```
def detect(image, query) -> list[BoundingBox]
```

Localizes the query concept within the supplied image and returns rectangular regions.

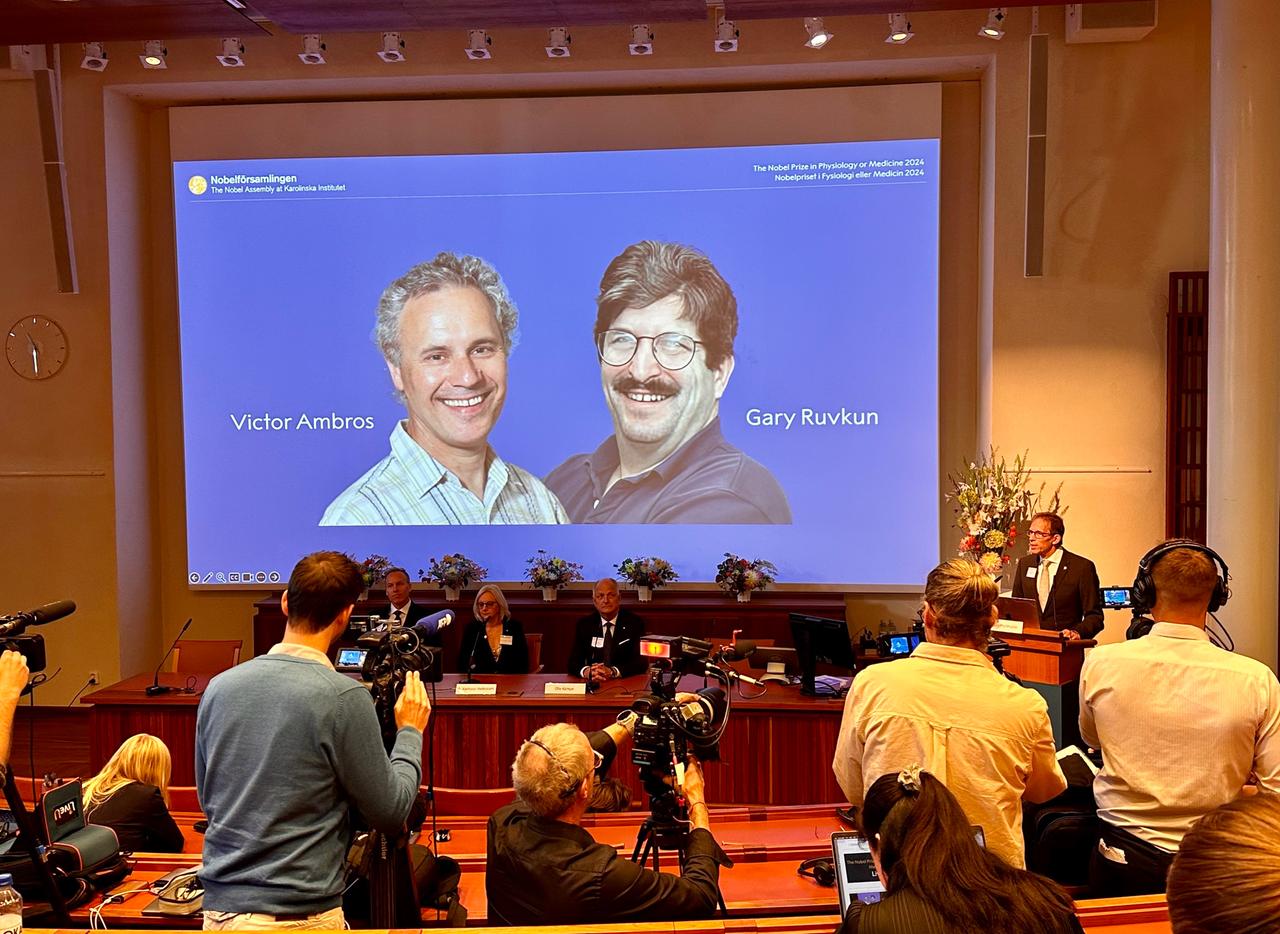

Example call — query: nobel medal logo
[188,175,208,195]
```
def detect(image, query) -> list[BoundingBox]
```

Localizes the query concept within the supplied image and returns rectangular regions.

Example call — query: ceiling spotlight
[886,12,914,44]
[803,17,833,49]
[298,34,326,65]
[628,24,654,56]
[545,26,571,58]
[465,29,492,60]
[80,41,108,71]
[377,32,405,63]
[978,8,1007,40]
[713,10,739,53]
[140,39,167,69]
[216,37,245,67]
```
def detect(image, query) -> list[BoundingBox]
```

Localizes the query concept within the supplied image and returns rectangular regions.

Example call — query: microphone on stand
[584,625,600,694]
[463,623,481,685]
[146,618,193,696]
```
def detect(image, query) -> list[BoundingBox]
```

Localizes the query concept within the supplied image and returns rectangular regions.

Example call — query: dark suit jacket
[1011,548,1104,639]
[84,781,185,854]
[486,805,721,925]
[457,618,529,674]
[565,609,646,677]
[379,600,442,646]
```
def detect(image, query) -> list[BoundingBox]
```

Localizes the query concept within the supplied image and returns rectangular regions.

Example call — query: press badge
[500,634,514,646]
[591,636,605,649]
[1026,567,1038,578]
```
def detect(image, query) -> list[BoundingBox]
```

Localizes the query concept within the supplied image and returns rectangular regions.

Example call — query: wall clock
[6,315,68,381]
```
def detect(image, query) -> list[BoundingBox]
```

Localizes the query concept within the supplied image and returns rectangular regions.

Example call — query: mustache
[611,375,679,396]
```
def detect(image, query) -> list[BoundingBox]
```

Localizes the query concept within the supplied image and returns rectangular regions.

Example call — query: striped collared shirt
[321,422,568,526]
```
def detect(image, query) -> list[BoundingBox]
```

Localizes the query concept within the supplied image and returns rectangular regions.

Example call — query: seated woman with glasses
[82,733,186,853]
[457,583,530,675]
[840,766,1084,934]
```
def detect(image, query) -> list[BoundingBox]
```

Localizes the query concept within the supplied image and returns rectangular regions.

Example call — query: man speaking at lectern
[1011,512,1103,640]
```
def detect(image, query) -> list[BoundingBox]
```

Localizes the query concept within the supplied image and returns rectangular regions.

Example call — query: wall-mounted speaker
[1024,33,1048,278]
[1066,2,1158,44]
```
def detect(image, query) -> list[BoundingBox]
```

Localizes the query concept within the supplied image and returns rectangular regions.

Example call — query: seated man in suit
[487,717,725,924]
[1011,512,1104,639]
[566,578,646,679]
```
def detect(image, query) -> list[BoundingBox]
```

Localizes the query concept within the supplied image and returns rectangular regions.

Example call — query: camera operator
[0,650,29,777]
[195,551,431,930]
[486,714,723,924]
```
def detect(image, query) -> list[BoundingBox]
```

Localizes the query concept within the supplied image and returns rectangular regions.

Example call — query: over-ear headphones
[797,857,835,887]
[1131,539,1231,615]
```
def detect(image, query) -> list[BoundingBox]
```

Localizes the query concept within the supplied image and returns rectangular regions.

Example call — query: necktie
[602,621,615,665]
[1037,558,1052,610]
[392,608,403,626]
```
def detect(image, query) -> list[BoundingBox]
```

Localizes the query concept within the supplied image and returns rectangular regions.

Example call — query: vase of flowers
[614,557,678,602]
[525,550,584,602]
[947,447,1061,585]
[419,554,487,602]
[357,554,392,600]
[715,553,779,602]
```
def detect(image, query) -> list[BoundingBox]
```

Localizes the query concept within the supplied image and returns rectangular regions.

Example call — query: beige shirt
[1079,621,1280,851]
[832,642,1066,868]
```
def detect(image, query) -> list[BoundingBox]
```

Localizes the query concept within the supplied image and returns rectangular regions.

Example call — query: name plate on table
[544,682,588,696]
[455,683,498,696]
[992,618,1025,635]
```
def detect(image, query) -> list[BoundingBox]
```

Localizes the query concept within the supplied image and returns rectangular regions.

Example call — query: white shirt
[1079,621,1280,851]
[833,642,1066,868]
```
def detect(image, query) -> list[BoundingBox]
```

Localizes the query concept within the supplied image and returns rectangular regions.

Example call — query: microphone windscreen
[416,610,453,634]
[29,601,76,626]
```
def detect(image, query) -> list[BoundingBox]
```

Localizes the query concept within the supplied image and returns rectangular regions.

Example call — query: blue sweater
[195,651,423,914]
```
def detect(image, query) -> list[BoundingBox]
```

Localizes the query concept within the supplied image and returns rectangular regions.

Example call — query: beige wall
[0,2,1214,702]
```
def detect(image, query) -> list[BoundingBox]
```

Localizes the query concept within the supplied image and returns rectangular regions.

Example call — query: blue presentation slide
[172,138,940,586]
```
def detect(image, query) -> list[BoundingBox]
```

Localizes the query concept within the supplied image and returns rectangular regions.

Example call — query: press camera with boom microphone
[0,600,71,677]
[358,610,450,748]
[627,636,738,872]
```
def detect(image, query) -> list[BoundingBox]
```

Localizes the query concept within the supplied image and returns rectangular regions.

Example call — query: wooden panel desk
[81,674,211,784]
[82,671,846,803]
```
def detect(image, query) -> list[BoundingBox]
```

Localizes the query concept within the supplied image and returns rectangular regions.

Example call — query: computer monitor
[789,613,857,695]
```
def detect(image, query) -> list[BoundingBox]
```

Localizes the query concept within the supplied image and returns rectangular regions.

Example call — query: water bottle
[0,872,23,934]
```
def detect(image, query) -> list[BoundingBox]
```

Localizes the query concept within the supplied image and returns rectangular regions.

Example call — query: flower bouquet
[419,553,487,601]
[614,556,679,602]
[357,554,393,594]
[525,550,584,602]
[715,553,779,602]
[947,447,1061,583]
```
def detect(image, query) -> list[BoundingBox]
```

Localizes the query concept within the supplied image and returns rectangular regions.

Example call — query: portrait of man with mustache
[545,240,791,524]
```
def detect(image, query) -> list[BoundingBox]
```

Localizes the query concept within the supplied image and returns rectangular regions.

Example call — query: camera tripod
[629,792,727,914]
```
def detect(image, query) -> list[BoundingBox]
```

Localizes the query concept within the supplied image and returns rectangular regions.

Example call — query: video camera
[0,601,72,676]
[357,610,450,748]
[626,636,733,850]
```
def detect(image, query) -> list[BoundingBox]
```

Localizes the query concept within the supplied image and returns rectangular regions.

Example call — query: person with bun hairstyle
[833,558,1066,868]
[839,767,1084,933]
[82,733,185,853]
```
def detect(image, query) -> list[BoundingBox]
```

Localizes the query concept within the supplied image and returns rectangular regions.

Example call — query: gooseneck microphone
[0,600,77,638]
[146,618,193,696]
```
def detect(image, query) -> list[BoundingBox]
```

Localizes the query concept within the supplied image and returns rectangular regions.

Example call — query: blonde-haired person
[456,584,529,675]
[833,558,1066,869]
[83,733,184,853]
